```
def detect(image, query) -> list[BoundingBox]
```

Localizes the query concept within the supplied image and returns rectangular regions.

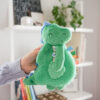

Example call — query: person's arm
[0,46,42,86]
[0,59,26,85]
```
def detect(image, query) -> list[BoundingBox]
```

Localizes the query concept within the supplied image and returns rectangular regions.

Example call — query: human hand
[21,45,42,74]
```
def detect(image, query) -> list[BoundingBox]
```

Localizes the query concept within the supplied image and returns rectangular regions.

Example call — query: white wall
[83,0,99,100]
[0,0,8,28]
[98,0,100,100]
[0,0,11,100]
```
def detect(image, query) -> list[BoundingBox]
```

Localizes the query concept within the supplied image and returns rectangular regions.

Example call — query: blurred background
[0,0,99,100]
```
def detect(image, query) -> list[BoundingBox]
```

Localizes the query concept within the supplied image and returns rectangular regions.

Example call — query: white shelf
[58,91,93,100]
[7,25,93,33]
[12,25,41,31]
[76,62,93,68]
[68,27,93,33]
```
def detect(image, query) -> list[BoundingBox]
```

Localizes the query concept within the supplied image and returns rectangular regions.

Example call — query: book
[20,79,27,100]
[30,86,37,100]
[15,81,23,100]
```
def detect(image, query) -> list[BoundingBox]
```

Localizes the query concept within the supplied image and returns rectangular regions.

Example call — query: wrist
[20,58,29,74]
[20,58,37,74]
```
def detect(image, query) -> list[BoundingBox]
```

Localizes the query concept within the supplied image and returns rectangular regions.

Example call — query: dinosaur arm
[48,45,65,79]
[52,45,65,71]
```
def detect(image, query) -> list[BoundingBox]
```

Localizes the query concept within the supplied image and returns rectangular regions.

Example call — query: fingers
[32,45,43,56]
[35,45,43,50]
[28,65,37,73]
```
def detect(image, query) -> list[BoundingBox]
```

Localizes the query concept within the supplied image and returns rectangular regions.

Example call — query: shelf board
[8,25,93,33]
[12,25,41,31]
[58,91,93,100]
[76,62,93,68]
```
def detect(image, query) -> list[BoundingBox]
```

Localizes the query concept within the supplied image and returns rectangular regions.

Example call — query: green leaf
[71,0,76,8]
[67,5,72,8]
[49,20,57,24]
[51,0,84,29]
[52,6,59,17]
[70,22,77,30]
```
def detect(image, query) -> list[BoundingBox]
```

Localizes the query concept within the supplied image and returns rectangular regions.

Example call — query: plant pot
[21,16,33,26]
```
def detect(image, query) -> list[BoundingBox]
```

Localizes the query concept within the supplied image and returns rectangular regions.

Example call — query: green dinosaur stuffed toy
[23,22,76,90]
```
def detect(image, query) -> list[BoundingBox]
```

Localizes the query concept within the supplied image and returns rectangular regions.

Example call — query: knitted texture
[24,22,76,90]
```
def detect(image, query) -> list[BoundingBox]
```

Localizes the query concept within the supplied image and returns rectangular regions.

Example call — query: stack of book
[15,79,67,100]
[15,78,37,100]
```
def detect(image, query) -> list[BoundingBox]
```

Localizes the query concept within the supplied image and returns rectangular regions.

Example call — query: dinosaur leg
[23,78,36,85]
[57,85,64,90]
[46,85,55,90]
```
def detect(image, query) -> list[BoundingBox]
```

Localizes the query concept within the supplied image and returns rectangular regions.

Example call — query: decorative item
[50,0,84,29]
[13,0,42,25]
[23,22,76,90]
[21,10,33,25]
[37,91,67,100]
[31,12,44,26]
[21,16,33,25]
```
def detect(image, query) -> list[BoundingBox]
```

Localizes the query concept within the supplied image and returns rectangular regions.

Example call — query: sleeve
[0,59,26,86]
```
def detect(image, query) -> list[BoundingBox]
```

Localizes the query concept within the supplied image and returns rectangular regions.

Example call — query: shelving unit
[0,24,93,100]
[7,26,93,100]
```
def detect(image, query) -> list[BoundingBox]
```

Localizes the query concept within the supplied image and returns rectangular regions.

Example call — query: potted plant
[50,0,84,30]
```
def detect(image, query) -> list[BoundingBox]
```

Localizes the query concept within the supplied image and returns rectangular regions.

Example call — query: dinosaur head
[41,22,72,45]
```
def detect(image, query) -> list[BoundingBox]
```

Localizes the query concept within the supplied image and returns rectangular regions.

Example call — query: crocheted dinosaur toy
[23,22,76,90]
